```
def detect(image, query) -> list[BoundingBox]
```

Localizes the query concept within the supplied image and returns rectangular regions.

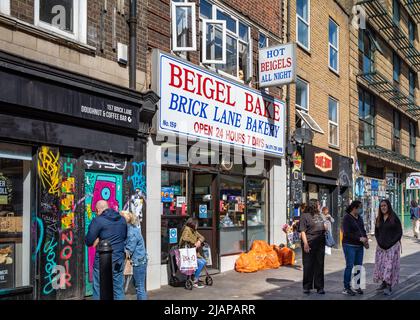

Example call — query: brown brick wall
[11,0,33,24]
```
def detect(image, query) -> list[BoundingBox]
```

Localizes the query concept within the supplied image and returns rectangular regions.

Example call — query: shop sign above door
[314,152,333,173]
[304,144,339,179]
[406,173,420,189]
[259,43,297,88]
[153,50,286,157]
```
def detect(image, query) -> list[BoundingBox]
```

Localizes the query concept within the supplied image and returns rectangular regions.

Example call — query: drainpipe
[128,0,137,90]
[286,0,292,222]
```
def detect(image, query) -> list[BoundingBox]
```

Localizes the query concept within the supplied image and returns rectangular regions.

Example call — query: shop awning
[400,0,420,24]
[358,145,420,171]
[357,0,420,72]
[357,71,420,120]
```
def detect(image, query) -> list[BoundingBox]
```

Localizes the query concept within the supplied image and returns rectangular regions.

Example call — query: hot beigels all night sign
[153,51,286,157]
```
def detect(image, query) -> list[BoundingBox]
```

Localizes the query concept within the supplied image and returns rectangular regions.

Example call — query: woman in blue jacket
[121,211,148,300]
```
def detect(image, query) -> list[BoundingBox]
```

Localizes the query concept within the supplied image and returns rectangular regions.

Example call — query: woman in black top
[299,199,327,295]
[373,199,403,296]
[341,200,369,296]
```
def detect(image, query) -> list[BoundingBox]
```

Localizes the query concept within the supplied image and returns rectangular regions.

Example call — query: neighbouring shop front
[291,144,352,246]
[0,51,158,299]
[151,50,287,285]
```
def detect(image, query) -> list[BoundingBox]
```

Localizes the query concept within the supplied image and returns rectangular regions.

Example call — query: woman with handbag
[299,199,328,295]
[373,199,403,296]
[321,206,335,255]
[409,200,420,238]
[341,200,368,296]
[121,211,148,300]
[179,217,206,289]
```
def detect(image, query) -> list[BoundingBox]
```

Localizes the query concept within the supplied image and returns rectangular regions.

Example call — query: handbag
[325,230,335,247]
[123,257,133,276]
[179,247,198,271]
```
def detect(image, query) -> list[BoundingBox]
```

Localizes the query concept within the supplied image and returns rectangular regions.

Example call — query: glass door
[245,178,268,250]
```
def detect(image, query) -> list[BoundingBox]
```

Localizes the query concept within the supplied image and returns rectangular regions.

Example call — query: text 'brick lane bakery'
[149,50,288,285]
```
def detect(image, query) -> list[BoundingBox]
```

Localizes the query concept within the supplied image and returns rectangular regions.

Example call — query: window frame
[358,88,376,146]
[171,1,197,52]
[409,18,416,45]
[393,0,400,26]
[202,19,227,65]
[410,121,417,160]
[0,0,10,15]
[296,0,310,51]
[295,77,309,111]
[328,97,339,147]
[328,18,339,74]
[393,52,401,83]
[409,70,416,98]
[34,0,87,43]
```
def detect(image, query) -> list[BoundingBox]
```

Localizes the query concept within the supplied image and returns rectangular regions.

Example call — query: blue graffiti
[35,217,44,256]
[128,162,146,194]
[42,237,58,295]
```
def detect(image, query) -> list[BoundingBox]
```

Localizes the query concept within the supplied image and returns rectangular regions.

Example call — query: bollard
[98,240,113,300]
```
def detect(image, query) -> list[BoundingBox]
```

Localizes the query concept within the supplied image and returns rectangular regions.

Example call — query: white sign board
[154,51,286,157]
[406,173,420,189]
[259,43,296,88]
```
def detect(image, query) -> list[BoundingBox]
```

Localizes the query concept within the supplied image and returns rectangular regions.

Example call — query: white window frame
[34,0,87,43]
[328,97,339,147]
[296,109,324,134]
[296,0,310,51]
[328,18,339,74]
[0,0,10,15]
[295,77,309,111]
[171,1,197,52]
[202,19,227,65]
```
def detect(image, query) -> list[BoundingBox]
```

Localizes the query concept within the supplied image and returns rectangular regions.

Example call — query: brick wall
[289,0,351,157]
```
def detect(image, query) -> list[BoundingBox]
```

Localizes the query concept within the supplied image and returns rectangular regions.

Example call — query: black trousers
[302,240,325,290]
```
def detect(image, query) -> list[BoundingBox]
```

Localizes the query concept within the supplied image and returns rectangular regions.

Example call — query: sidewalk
[128,236,420,300]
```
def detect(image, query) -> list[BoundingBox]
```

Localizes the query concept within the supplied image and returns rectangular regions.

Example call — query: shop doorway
[191,171,219,270]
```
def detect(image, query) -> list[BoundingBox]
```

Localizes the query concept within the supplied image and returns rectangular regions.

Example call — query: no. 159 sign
[259,43,297,88]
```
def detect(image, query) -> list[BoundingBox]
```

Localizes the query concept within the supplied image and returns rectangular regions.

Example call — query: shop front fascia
[0,51,158,300]
[148,50,287,289]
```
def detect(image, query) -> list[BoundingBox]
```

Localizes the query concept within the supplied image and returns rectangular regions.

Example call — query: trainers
[317,289,325,294]
[342,288,356,296]
[376,282,387,291]
[383,286,392,296]
[355,288,364,295]
[193,281,205,289]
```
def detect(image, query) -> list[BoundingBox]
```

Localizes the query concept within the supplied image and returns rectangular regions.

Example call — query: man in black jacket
[85,200,127,300]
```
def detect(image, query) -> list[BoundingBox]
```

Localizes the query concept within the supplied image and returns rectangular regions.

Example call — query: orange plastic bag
[235,240,280,272]
[279,247,296,266]
[235,252,259,273]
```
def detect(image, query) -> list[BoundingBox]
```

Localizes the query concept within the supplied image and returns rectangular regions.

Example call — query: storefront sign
[154,51,286,157]
[406,173,420,189]
[259,43,296,87]
[304,144,339,179]
[0,243,14,289]
[169,228,178,244]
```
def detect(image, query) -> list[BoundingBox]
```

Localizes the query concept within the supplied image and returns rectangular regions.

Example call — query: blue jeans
[194,258,206,281]
[133,263,147,300]
[343,244,364,289]
[92,258,125,300]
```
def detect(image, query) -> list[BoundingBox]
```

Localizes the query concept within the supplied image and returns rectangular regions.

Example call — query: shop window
[171,1,197,52]
[393,110,401,154]
[328,18,339,73]
[0,1,10,15]
[328,97,339,147]
[246,178,268,250]
[34,0,87,43]
[410,121,416,160]
[200,1,252,81]
[161,168,188,264]
[297,0,310,50]
[358,88,375,146]
[0,143,32,291]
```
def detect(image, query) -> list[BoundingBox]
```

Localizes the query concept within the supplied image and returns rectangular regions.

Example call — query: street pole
[286,0,292,222]
[98,240,114,300]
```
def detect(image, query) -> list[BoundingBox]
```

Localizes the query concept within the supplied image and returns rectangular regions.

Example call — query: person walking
[179,217,207,288]
[85,200,127,300]
[373,199,403,296]
[299,199,327,295]
[410,200,420,238]
[121,211,148,300]
[341,200,369,296]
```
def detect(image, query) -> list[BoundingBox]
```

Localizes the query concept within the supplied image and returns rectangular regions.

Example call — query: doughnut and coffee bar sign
[303,145,339,179]
[153,51,286,157]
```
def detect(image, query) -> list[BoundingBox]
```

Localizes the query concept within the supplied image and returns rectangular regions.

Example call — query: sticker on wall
[161,187,174,203]
[169,228,178,244]
[199,204,208,219]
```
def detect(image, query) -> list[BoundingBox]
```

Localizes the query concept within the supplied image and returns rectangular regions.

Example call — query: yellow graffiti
[61,177,75,194]
[61,194,74,211]
[61,213,75,230]
[38,146,61,196]
[87,204,93,220]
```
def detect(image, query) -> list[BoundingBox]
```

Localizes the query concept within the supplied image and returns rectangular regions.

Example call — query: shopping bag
[202,244,212,266]
[179,247,198,271]
[124,258,133,276]
[325,246,332,256]
[325,230,335,248]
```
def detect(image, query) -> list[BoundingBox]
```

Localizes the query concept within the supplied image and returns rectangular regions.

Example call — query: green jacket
[179,226,205,258]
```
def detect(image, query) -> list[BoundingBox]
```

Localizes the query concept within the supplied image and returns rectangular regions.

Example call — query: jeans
[302,239,325,290]
[343,244,364,289]
[92,257,125,300]
[133,263,147,300]
[194,258,207,281]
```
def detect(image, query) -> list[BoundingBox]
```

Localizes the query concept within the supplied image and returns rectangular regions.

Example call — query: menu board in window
[0,242,15,289]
